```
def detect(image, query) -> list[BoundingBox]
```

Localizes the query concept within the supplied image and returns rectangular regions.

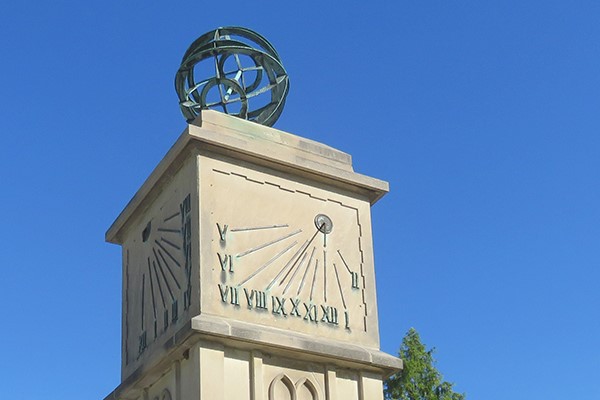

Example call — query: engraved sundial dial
[124,192,192,362]
[216,210,362,322]
[202,155,372,336]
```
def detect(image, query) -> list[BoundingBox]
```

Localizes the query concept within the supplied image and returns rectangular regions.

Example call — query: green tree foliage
[385,328,465,400]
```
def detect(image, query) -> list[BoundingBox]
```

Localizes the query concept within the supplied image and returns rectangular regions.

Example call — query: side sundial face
[202,155,374,341]
[124,193,192,363]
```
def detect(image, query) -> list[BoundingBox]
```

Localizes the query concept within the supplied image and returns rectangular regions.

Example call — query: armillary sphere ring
[175,26,289,127]
[190,77,249,120]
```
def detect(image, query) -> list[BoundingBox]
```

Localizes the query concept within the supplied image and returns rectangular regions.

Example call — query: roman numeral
[351,272,360,289]
[216,223,228,242]
[272,296,287,316]
[217,253,234,272]
[320,305,338,325]
[218,284,239,306]
[183,287,191,310]
[345,310,350,330]
[244,288,268,309]
[138,331,147,355]
[304,303,318,322]
[171,300,178,323]
[290,298,301,317]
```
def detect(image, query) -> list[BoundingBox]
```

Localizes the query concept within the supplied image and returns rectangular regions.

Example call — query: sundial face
[200,153,377,345]
[123,190,193,365]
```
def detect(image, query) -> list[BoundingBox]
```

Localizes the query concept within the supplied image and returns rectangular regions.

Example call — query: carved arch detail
[151,388,172,400]
[161,389,172,400]
[295,377,320,400]
[268,374,321,400]
[269,374,296,400]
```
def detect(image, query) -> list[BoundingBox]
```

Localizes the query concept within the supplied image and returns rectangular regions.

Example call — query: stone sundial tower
[104,27,401,400]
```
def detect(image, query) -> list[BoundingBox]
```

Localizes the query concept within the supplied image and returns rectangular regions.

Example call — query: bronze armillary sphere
[175,26,289,127]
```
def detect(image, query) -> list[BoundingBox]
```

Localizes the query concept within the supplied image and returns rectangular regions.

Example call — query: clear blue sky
[1,1,598,399]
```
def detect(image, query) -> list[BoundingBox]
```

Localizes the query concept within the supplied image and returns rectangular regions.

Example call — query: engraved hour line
[155,248,181,289]
[333,262,347,309]
[153,251,175,300]
[269,225,322,291]
[279,242,309,287]
[238,241,298,286]
[297,247,316,296]
[277,238,311,288]
[279,227,319,286]
[323,249,327,303]
[161,237,181,250]
[147,258,157,321]
[157,228,180,233]
[141,273,145,329]
[163,211,180,223]
[337,250,353,275]
[266,239,308,291]
[151,259,167,308]
[230,224,289,232]
[310,259,319,302]
[236,229,301,258]
[282,250,310,295]
[155,240,181,267]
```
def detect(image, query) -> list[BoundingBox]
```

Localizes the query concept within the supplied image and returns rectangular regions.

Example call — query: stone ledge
[104,315,402,400]
[191,313,403,373]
